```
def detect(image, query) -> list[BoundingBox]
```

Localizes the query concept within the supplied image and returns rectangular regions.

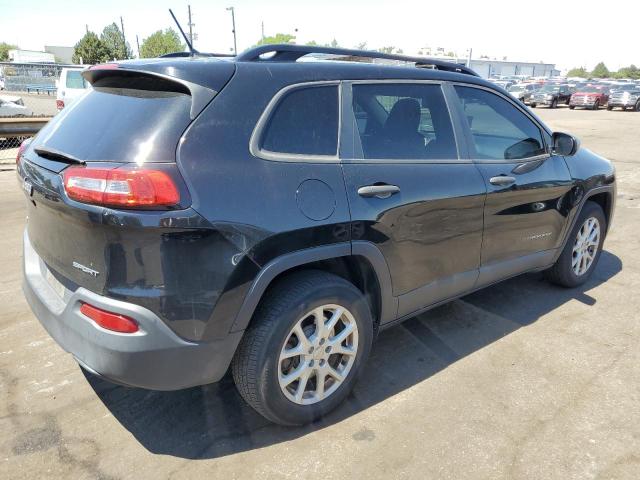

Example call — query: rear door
[450,84,573,285]
[341,81,487,320]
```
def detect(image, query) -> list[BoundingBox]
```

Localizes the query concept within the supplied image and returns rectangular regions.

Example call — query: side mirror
[552,132,580,156]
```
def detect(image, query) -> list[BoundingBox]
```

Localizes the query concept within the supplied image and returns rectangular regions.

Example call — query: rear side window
[65,70,87,89]
[454,86,546,161]
[351,83,457,160]
[261,85,339,156]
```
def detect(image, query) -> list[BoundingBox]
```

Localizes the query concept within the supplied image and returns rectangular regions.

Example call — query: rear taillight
[63,166,180,208]
[56,100,64,110]
[80,303,139,333]
[16,138,32,165]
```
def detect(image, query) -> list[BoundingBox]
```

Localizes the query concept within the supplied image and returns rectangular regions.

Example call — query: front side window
[261,85,338,156]
[454,86,546,161]
[351,83,457,160]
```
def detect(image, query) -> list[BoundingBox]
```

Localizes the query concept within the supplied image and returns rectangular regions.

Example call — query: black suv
[530,83,574,108]
[19,45,616,425]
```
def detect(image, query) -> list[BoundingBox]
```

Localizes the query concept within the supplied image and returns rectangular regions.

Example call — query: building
[8,49,55,63]
[45,46,75,64]
[468,59,558,78]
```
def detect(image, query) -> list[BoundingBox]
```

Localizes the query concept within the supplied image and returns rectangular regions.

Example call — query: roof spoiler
[82,65,217,119]
[235,44,479,76]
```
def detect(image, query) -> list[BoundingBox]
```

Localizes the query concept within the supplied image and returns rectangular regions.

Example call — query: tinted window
[65,70,87,89]
[261,85,338,156]
[352,83,457,160]
[32,87,192,162]
[455,86,546,161]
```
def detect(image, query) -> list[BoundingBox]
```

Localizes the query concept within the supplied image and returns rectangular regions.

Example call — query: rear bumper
[22,230,242,390]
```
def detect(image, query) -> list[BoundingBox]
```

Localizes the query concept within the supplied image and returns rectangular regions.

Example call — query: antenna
[169,8,198,56]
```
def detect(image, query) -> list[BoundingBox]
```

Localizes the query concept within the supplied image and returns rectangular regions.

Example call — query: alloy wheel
[278,304,359,405]
[572,217,601,276]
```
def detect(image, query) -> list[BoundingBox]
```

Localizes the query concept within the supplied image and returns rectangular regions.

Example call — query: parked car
[0,76,5,90]
[530,84,573,108]
[607,84,640,111]
[18,45,616,426]
[0,95,33,116]
[507,83,539,103]
[56,67,90,111]
[569,85,609,110]
[492,79,513,90]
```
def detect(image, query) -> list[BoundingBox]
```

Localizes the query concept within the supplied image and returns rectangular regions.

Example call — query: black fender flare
[229,241,397,332]
[553,185,615,263]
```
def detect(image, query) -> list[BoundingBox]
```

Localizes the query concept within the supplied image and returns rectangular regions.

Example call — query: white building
[8,49,55,64]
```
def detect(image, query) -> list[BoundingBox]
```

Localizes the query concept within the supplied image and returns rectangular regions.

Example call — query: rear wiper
[34,146,85,165]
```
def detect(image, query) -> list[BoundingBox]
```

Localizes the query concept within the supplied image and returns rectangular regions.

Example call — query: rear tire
[569,105,575,110]
[551,98,558,109]
[593,100,600,110]
[635,100,640,112]
[606,105,613,111]
[232,270,374,425]
[530,103,537,108]
[545,201,606,288]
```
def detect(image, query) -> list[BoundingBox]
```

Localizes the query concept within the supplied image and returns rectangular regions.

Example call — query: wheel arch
[229,242,397,333]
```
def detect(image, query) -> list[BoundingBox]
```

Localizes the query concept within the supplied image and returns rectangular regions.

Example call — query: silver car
[507,83,540,104]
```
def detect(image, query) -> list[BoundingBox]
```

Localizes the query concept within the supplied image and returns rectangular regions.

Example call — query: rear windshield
[34,86,192,162]
[65,70,87,89]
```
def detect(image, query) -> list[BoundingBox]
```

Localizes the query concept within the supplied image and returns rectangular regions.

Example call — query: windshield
[579,86,602,93]
[540,85,560,92]
[613,85,635,91]
[65,70,87,89]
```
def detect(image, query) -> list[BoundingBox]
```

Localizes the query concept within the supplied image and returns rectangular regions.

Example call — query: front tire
[551,98,558,109]
[232,270,374,425]
[593,100,600,110]
[545,201,606,287]
[530,103,537,108]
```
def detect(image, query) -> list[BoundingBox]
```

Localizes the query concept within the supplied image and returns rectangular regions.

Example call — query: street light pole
[227,6,237,55]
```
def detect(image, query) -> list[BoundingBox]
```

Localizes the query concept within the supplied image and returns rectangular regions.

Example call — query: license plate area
[45,266,67,299]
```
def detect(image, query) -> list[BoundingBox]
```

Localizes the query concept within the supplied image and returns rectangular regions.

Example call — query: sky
[1,0,638,72]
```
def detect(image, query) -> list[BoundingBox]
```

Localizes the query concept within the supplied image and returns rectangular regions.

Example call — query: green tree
[72,32,110,64]
[101,22,132,60]
[305,40,319,46]
[378,46,403,54]
[327,38,340,48]
[567,67,588,77]
[140,29,184,58]
[0,42,18,61]
[591,62,610,78]
[355,41,368,50]
[615,65,640,79]
[256,33,296,46]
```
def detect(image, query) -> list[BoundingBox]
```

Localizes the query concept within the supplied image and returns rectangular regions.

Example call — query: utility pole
[85,24,89,34]
[226,7,237,55]
[187,5,194,49]
[466,47,472,68]
[136,35,140,58]
[120,16,128,59]
[261,21,265,42]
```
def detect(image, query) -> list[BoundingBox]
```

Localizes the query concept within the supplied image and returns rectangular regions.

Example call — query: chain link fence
[0,136,31,164]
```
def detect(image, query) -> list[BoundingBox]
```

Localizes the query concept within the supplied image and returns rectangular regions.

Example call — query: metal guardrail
[0,117,51,163]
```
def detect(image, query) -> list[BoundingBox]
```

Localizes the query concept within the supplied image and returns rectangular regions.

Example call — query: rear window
[34,86,192,162]
[65,70,87,89]
[260,85,339,156]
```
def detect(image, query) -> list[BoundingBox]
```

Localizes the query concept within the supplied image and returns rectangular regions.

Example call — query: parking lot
[0,106,638,479]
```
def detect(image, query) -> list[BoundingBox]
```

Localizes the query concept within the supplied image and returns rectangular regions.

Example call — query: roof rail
[160,51,235,58]
[235,44,478,76]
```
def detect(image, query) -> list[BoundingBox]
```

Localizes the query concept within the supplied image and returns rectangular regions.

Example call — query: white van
[56,68,90,111]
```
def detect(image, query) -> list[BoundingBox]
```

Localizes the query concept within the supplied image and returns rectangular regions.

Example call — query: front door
[451,85,574,285]
[341,82,487,320]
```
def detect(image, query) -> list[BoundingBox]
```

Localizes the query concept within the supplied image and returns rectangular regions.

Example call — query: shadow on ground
[86,251,622,460]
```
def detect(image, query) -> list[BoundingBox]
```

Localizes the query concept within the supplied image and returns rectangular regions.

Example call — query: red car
[569,85,609,110]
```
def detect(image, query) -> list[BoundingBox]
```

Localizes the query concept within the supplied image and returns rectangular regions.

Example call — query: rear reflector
[63,166,180,208]
[80,303,139,333]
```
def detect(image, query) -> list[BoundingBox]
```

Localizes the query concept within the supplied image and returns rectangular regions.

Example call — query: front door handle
[357,184,400,199]
[489,175,516,187]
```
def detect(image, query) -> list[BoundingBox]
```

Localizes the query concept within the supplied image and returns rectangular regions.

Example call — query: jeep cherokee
[18,45,616,425]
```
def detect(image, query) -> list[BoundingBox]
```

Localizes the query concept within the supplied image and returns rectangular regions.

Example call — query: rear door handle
[357,184,400,199]
[489,175,516,186]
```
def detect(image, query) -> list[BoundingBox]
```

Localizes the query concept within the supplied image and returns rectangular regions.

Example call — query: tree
[355,42,368,50]
[256,33,296,46]
[567,67,588,78]
[140,29,184,58]
[591,62,610,78]
[378,46,403,54]
[101,22,132,60]
[305,40,319,46]
[0,42,18,61]
[72,32,110,64]
[615,65,640,79]
[327,38,340,48]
